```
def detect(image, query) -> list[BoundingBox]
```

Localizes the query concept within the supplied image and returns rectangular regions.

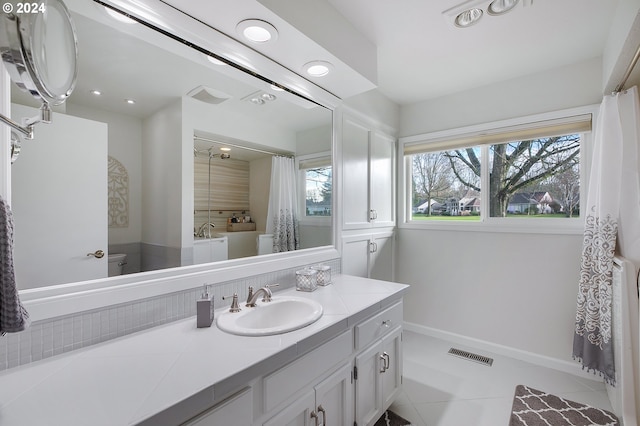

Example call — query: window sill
[400,218,583,235]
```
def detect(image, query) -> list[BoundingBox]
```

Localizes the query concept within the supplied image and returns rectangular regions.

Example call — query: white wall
[344,89,401,135]
[142,100,183,248]
[400,57,603,137]
[66,103,143,245]
[397,58,605,366]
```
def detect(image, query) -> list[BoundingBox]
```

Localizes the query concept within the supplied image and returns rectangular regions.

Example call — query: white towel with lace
[0,195,30,334]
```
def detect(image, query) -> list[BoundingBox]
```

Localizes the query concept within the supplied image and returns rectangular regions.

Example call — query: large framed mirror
[10,0,337,299]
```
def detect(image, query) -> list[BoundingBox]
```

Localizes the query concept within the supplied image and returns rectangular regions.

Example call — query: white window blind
[403,113,592,155]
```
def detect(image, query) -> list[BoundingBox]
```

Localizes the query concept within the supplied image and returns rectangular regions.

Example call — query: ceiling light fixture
[249,97,265,105]
[446,0,524,29]
[303,61,334,77]
[90,89,101,96]
[487,0,519,15]
[104,7,136,24]
[261,93,277,101]
[220,147,231,152]
[454,8,483,27]
[125,99,136,105]
[236,19,278,43]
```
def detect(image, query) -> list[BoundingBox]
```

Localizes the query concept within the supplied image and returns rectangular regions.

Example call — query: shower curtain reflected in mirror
[266,156,299,252]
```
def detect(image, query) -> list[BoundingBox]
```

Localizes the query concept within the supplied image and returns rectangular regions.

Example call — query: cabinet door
[370,232,394,281]
[263,390,315,426]
[355,341,383,426]
[193,242,209,265]
[315,364,353,426]
[370,131,395,227]
[341,234,371,278]
[381,327,403,410]
[342,117,371,229]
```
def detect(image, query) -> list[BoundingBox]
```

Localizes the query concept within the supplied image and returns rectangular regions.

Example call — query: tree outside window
[410,133,580,220]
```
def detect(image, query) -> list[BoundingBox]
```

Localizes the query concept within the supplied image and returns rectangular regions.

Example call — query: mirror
[9,0,333,291]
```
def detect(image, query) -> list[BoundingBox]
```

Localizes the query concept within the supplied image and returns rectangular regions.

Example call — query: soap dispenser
[197,284,214,328]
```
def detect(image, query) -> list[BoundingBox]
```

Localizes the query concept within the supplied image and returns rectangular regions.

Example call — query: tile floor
[390,331,614,426]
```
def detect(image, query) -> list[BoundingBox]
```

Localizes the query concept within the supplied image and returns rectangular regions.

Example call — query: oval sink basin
[216,296,323,336]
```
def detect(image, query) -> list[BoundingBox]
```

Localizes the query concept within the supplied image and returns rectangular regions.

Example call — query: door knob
[87,250,105,259]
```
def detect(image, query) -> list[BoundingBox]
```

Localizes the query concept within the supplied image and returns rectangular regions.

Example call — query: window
[297,153,332,220]
[402,109,592,229]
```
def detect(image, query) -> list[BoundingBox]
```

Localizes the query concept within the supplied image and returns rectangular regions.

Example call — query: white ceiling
[162,0,622,106]
[326,0,621,105]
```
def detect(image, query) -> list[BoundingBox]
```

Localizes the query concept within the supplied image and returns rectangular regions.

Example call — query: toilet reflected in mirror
[108,253,128,277]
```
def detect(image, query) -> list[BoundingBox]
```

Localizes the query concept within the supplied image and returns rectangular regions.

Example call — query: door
[341,234,371,277]
[355,341,383,426]
[370,232,394,281]
[263,389,315,426]
[381,327,403,410]
[314,364,353,426]
[342,117,371,229]
[369,131,395,227]
[11,104,108,289]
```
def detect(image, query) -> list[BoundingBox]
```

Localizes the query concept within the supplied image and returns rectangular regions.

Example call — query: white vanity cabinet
[354,327,403,426]
[353,301,404,426]
[181,388,252,426]
[342,231,394,281]
[193,237,228,264]
[342,115,395,230]
[263,364,352,426]
[260,331,353,425]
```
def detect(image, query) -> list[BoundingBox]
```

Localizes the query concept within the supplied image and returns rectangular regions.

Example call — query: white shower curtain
[266,156,299,252]
[573,86,640,384]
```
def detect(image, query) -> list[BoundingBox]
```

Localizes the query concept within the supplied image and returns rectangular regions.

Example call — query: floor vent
[448,348,494,367]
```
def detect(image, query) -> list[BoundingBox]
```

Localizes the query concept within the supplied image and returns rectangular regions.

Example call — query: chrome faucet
[196,222,216,238]
[246,284,279,307]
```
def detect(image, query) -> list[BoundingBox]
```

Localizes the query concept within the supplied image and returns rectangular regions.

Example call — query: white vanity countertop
[0,275,408,426]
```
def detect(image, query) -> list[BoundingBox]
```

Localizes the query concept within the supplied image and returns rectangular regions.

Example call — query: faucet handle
[265,283,279,289]
[222,293,241,313]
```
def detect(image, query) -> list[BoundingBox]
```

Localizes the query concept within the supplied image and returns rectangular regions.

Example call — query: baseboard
[403,321,602,381]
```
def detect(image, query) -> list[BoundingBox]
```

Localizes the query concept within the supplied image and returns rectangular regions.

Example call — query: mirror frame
[9,0,341,321]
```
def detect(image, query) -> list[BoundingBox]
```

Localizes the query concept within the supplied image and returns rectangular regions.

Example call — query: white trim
[404,322,603,381]
[23,247,340,321]
[5,0,343,318]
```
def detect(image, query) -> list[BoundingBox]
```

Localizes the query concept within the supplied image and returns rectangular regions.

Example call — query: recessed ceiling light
[303,61,334,77]
[220,147,231,152]
[125,99,136,105]
[487,0,519,15]
[90,90,101,96]
[104,7,136,24]
[236,19,278,43]
[261,93,277,101]
[454,8,483,27]
[249,97,265,105]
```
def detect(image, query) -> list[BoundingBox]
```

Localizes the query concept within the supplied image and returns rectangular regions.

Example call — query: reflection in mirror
[10,0,333,291]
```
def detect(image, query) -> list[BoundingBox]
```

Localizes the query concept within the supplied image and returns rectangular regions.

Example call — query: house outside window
[297,152,332,222]
[401,107,594,232]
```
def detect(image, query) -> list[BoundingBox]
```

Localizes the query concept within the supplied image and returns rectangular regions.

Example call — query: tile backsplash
[0,259,340,372]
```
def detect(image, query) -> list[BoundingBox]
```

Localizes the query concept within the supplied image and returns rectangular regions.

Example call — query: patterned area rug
[374,410,413,426]
[509,385,619,426]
